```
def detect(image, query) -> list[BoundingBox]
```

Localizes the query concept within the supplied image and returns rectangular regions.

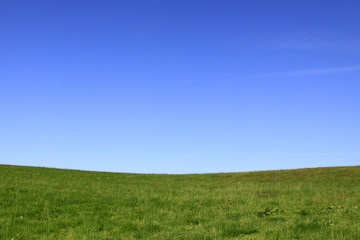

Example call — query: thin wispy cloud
[281,31,332,49]
[252,65,360,78]
[277,31,360,51]
[249,30,360,54]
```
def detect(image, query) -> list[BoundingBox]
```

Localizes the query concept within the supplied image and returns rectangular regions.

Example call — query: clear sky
[1,0,359,173]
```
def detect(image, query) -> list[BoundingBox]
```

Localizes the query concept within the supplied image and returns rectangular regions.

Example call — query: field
[1,164,359,239]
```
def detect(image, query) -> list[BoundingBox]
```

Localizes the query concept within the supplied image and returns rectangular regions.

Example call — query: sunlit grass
[1,164,359,239]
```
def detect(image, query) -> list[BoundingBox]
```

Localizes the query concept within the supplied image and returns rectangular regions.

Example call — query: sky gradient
[1,0,360,173]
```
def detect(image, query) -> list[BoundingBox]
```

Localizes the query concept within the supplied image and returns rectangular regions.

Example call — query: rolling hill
[1,164,359,239]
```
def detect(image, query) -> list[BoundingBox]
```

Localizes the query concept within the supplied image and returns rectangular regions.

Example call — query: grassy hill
[1,164,359,239]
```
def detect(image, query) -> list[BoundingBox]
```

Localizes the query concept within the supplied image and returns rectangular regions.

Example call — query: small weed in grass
[222,223,258,237]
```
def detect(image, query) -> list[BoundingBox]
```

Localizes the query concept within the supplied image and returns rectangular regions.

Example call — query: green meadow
[1,164,359,239]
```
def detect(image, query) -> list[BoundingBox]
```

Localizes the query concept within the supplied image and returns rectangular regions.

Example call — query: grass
[1,164,359,239]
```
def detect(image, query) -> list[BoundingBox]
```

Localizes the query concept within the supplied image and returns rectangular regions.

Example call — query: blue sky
[1,0,359,173]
